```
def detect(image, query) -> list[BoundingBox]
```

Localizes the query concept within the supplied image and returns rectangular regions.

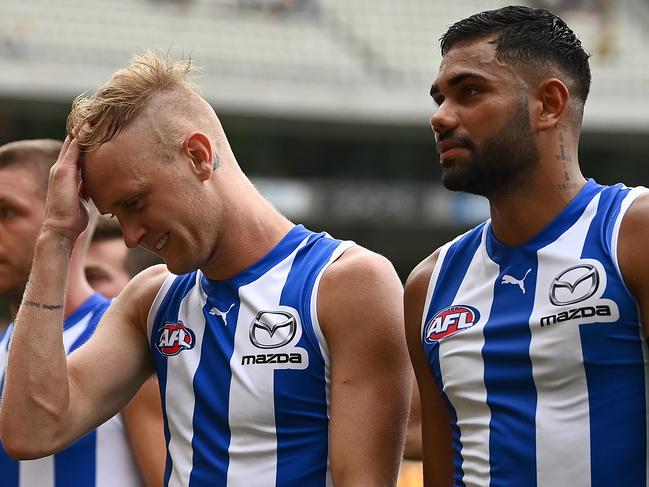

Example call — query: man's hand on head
[42,136,89,246]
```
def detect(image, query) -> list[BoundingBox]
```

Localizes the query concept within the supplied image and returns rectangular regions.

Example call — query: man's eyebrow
[430,72,490,97]
[114,186,150,208]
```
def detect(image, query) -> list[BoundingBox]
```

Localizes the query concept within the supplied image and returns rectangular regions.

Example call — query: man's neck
[488,170,587,247]
[201,201,295,281]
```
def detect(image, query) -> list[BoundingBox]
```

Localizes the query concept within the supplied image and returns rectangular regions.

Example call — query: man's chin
[441,168,469,192]
[164,258,200,276]
[441,171,486,196]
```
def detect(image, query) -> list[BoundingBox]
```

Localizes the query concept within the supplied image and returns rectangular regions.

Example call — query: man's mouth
[153,233,169,251]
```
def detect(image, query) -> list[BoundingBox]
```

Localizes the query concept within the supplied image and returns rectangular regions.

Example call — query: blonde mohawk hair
[67,50,201,151]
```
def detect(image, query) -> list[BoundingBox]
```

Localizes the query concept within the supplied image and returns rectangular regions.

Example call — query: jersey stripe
[226,238,308,486]
[147,273,183,486]
[189,277,236,487]
[19,458,52,487]
[528,190,601,487]
[54,433,96,486]
[96,414,141,487]
[274,234,351,486]
[160,275,207,487]
[441,228,498,487]
[423,223,486,486]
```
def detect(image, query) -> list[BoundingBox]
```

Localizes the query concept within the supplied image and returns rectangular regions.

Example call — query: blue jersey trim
[485,179,602,266]
[274,231,336,486]
[580,184,646,487]
[200,225,312,292]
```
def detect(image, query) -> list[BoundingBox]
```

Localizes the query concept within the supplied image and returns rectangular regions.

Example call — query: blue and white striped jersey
[0,293,142,487]
[147,224,354,487]
[421,180,649,487]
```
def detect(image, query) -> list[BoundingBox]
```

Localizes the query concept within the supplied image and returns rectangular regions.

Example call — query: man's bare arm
[0,136,163,459]
[0,228,74,458]
[0,263,165,459]
[320,248,411,486]
[122,376,166,487]
[0,136,88,457]
[618,193,649,337]
[404,251,453,487]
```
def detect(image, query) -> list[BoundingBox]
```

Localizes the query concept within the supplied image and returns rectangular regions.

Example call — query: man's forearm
[0,231,73,458]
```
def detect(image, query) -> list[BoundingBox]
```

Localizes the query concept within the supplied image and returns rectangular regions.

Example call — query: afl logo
[156,321,196,356]
[425,305,480,342]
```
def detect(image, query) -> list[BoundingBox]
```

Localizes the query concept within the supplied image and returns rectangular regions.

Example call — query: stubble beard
[441,100,540,199]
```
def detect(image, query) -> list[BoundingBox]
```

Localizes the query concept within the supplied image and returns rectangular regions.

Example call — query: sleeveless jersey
[147,224,354,487]
[421,180,649,487]
[0,293,142,487]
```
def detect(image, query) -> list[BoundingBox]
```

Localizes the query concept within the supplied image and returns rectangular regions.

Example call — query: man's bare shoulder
[110,264,170,332]
[317,246,403,335]
[620,191,649,230]
[405,248,442,299]
[323,246,400,287]
[618,192,649,297]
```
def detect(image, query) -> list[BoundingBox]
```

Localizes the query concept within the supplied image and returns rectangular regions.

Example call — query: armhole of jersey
[146,272,178,343]
[309,240,356,369]
[0,324,13,387]
[611,186,649,295]
[418,223,483,341]
[420,242,452,341]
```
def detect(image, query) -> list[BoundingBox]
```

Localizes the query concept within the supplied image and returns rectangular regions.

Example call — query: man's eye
[125,198,142,211]
[85,269,109,284]
[463,86,479,97]
[0,207,17,220]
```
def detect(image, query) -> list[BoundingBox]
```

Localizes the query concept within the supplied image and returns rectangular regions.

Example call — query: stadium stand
[1,0,647,127]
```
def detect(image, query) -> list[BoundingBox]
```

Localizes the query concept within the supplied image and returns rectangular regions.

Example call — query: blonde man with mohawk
[0,51,411,487]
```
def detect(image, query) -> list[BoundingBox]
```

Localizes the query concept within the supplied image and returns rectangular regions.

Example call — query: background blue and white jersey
[0,293,142,487]
[421,180,649,487]
[147,224,354,487]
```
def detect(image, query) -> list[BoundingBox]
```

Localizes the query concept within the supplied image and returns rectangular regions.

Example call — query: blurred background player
[85,215,166,487]
[86,216,163,299]
[0,139,165,487]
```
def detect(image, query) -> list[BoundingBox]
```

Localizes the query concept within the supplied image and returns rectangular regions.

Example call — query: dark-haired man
[406,6,649,487]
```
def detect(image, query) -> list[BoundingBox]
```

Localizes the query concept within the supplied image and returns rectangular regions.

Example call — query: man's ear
[183,132,214,181]
[533,78,570,131]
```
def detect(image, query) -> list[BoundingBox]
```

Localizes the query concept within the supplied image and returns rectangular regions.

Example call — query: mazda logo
[249,310,297,349]
[549,264,599,306]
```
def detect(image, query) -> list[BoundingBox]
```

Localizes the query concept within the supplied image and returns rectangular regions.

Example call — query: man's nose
[120,220,146,249]
[430,102,459,135]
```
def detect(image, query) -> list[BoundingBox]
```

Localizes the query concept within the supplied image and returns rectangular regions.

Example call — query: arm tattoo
[24,300,64,311]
